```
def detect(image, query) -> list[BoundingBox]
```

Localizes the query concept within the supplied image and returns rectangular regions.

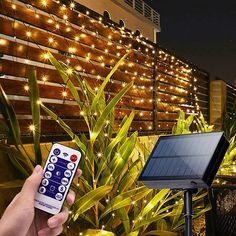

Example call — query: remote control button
[42,178,49,186]
[44,171,52,179]
[53,148,61,156]
[58,185,66,193]
[64,170,72,178]
[55,193,63,201]
[67,163,75,170]
[50,156,58,163]
[39,186,46,194]
[61,177,69,185]
[49,185,56,192]
[70,154,77,162]
[47,163,55,171]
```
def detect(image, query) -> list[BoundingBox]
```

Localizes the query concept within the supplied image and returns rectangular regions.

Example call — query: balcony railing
[123,0,160,28]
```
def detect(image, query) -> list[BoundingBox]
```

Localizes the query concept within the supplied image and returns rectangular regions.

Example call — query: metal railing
[123,0,160,28]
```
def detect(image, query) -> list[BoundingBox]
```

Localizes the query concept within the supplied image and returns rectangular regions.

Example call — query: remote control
[34,143,82,214]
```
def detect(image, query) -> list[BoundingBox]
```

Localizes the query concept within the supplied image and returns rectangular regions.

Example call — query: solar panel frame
[138,131,229,189]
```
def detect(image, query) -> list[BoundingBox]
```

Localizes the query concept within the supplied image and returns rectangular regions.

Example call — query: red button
[70,154,77,162]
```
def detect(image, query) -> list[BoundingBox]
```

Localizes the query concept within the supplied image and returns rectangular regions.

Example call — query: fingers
[47,207,69,229]
[66,189,76,205]
[65,168,81,206]
[20,165,43,200]
[75,168,82,178]
[38,226,63,236]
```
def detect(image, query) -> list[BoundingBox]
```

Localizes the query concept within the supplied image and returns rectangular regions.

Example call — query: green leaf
[0,143,32,177]
[81,229,114,236]
[40,103,86,153]
[0,84,22,146]
[91,52,129,111]
[171,202,184,228]
[100,186,151,219]
[140,189,170,218]
[0,179,24,189]
[134,212,172,230]
[91,82,133,143]
[47,52,82,107]
[28,69,42,165]
[143,230,177,236]
[116,208,130,234]
[126,232,139,236]
[73,185,112,221]
[106,112,135,158]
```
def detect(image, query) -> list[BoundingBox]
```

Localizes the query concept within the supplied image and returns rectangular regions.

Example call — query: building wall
[76,0,157,41]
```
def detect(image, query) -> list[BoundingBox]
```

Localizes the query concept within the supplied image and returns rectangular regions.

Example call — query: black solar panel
[139,132,229,189]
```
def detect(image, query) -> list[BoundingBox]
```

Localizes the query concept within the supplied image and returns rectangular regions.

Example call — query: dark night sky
[144,0,236,85]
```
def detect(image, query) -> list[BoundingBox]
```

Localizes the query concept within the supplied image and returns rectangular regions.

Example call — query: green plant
[40,52,183,235]
[0,54,214,235]
[0,69,42,187]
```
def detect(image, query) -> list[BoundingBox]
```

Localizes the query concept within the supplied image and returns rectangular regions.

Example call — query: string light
[41,0,47,6]
[62,91,67,97]
[70,2,75,8]
[48,37,54,43]
[26,31,32,37]
[24,85,29,91]
[29,124,35,132]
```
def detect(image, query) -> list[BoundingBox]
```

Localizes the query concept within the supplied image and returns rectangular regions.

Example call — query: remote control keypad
[38,153,77,201]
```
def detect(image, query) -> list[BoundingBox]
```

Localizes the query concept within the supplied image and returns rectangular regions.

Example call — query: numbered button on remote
[55,193,63,201]
[50,156,58,164]
[67,162,75,170]
[44,171,52,179]
[39,186,46,194]
[61,177,69,185]
[42,178,49,186]
[58,185,66,193]
[47,163,55,171]
[64,170,72,178]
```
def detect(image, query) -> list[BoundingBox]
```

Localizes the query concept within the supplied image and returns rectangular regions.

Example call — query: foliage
[0,53,221,235]
[222,99,236,140]
[42,52,182,235]
[172,110,213,135]
[0,73,42,183]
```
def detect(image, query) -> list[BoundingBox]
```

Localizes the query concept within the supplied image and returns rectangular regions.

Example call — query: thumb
[21,165,43,200]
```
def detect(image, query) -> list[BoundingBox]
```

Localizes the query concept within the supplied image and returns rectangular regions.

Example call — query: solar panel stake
[184,189,197,236]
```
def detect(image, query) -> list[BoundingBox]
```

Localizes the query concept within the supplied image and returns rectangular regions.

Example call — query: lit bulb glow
[29,124,35,131]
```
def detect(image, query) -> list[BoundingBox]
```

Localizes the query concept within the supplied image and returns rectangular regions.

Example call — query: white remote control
[34,143,82,214]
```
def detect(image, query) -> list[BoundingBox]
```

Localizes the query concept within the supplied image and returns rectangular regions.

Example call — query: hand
[0,165,82,236]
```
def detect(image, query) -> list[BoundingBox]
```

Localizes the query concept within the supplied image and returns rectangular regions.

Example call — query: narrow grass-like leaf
[0,180,24,189]
[0,84,22,145]
[41,103,86,153]
[0,143,33,176]
[73,185,112,221]
[81,229,114,236]
[28,69,42,165]
[91,82,133,143]
[134,212,172,230]
[139,189,170,218]
[91,52,129,111]
[106,112,135,158]
[143,230,177,236]
[47,52,82,107]
[100,186,151,219]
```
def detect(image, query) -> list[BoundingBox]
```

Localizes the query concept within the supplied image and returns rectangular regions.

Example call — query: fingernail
[33,165,41,175]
